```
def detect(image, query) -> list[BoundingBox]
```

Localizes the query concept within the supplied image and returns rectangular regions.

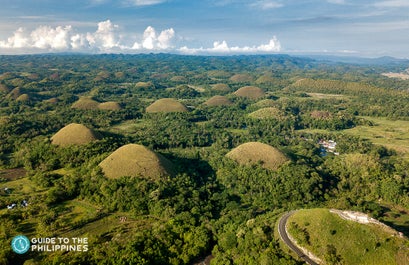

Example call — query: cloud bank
[0,20,281,55]
[179,37,281,54]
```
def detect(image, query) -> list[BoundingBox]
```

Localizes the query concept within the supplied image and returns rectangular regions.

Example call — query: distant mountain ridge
[301,54,409,65]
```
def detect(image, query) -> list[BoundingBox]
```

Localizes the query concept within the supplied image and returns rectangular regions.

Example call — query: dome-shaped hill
[170,75,187,83]
[98,101,122,110]
[226,142,288,170]
[252,99,277,108]
[8,87,22,99]
[234,86,265,99]
[146,98,188,113]
[207,70,231,79]
[51,123,102,146]
[211,83,231,92]
[99,144,175,179]
[71,98,100,110]
[135,81,153,89]
[0,83,10,93]
[256,75,276,84]
[287,209,409,265]
[16,94,30,102]
[229,73,254,83]
[204,96,233,107]
[0,72,16,81]
[249,107,283,119]
[44,97,59,104]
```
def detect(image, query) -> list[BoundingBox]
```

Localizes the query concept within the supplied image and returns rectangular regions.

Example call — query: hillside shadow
[381,221,409,237]
[164,154,215,186]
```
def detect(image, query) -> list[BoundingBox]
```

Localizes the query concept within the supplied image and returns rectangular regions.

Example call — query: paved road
[278,211,319,265]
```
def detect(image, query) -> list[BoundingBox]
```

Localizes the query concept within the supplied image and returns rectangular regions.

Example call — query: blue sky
[0,0,408,57]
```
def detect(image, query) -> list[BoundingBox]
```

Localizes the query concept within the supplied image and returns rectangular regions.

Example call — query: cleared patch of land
[306,92,349,99]
[298,116,409,159]
[0,168,26,180]
[382,72,409,80]
[0,177,43,195]
[108,119,151,135]
[344,117,409,158]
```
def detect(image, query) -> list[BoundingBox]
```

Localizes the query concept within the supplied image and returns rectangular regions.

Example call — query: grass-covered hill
[226,142,289,170]
[233,86,265,99]
[287,209,409,265]
[51,123,102,146]
[145,98,188,113]
[204,95,233,106]
[71,97,100,110]
[99,144,176,179]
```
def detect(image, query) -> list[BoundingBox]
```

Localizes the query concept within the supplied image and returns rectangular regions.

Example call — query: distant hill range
[301,54,409,65]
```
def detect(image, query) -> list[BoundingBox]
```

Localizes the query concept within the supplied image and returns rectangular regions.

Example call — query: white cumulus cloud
[179,36,281,55]
[132,26,175,50]
[87,20,120,49]
[0,27,29,48]
[31,25,73,50]
[0,20,280,55]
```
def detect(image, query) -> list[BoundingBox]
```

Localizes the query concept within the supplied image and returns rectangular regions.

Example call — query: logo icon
[11,235,30,254]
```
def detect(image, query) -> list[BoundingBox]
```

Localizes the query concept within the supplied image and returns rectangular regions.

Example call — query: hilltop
[99,144,175,179]
[51,123,102,146]
[286,209,409,265]
[226,142,288,170]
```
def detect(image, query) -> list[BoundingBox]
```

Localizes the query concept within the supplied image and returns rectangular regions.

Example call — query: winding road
[278,211,319,265]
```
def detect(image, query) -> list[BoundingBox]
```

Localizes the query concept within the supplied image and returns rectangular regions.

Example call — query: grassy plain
[344,117,409,157]
[288,208,409,265]
[305,92,350,100]
[298,116,409,159]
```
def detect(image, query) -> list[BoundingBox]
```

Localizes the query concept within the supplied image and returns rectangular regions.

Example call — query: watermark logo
[11,235,88,254]
[11,235,31,254]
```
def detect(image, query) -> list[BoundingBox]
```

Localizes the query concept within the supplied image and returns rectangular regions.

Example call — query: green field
[306,92,350,100]
[287,208,409,265]
[299,116,409,159]
[344,117,409,158]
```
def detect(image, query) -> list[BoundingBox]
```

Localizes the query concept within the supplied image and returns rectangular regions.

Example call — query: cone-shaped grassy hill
[16,94,30,102]
[229,73,254,83]
[252,99,277,108]
[0,83,10,93]
[146,98,188,113]
[135,81,153,89]
[99,144,176,179]
[211,83,231,92]
[51,123,102,146]
[71,98,100,110]
[249,107,283,119]
[234,86,265,99]
[8,87,22,99]
[204,96,233,107]
[98,101,122,110]
[255,75,276,84]
[226,142,288,170]
[44,97,59,104]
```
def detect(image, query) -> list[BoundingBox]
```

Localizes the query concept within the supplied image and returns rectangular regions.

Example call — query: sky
[0,0,408,57]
